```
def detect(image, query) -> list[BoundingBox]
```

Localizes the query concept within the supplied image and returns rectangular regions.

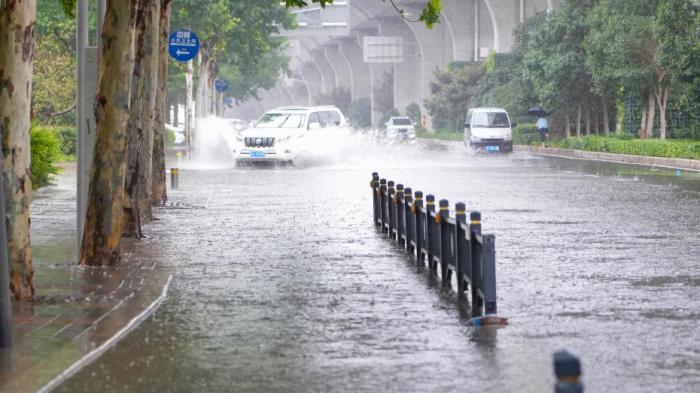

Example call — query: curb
[517,145,700,172]
[37,275,173,393]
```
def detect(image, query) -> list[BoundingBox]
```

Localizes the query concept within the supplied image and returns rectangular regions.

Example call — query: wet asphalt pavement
[56,141,700,392]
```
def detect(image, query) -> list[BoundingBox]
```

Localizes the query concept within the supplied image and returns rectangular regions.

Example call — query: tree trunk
[0,0,36,300]
[185,60,194,157]
[601,95,610,136]
[152,0,171,205]
[565,113,571,138]
[593,106,600,135]
[79,0,139,266]
[576,104,582,138]
[645,91,655,139]
[655,85,669,140]
[640,95,647,139]
[585,105,591,136]
[195,54,209,120]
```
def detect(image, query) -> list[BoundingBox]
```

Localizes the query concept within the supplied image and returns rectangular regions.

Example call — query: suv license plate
[485,145,500,152]
[250,151,266,158]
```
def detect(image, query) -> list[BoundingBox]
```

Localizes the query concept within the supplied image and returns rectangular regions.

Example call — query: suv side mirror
[308,122,321,130]
[511,121,518,128]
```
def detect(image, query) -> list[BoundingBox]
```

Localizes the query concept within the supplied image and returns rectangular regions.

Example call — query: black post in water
[403,187,412,251]
[438,199,450,284]
[0,153,12,348]
[413,191,424,263]
[454,202,469,296]
[379,179,387,232]
[554,350,583,393]
[395,184,404,243]
[425,194,435,271]
[371,173,380,226]
[170,168,179,189]
[387,181,395,237]
[470,211,483,316]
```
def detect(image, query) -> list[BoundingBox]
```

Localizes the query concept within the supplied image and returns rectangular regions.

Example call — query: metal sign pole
[0,149,12,348]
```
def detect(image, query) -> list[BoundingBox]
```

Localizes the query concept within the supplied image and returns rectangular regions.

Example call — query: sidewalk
[0,164,172,393]
[517,145,700,171]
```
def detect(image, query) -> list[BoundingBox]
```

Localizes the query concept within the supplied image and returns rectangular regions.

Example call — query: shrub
[56,126,77,157]
[552,136,700,160]
[31,125,62,189]
[165,126,177,148]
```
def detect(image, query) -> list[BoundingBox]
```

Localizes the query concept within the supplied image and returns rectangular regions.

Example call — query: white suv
[385,116,416,141]
[234,106,347,165]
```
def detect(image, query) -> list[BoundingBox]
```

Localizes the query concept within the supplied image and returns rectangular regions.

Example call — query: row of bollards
[370,172,505,325]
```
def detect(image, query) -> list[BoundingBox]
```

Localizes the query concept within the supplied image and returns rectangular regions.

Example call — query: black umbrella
[528,105,547,117]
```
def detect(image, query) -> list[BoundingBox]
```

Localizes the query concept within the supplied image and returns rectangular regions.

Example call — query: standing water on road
[58,138,700,392]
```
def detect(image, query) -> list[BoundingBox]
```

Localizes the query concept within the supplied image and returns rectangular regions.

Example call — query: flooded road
[57,143,700,392]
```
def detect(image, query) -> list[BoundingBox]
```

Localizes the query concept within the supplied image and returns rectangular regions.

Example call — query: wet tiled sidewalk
[0,164,171,393]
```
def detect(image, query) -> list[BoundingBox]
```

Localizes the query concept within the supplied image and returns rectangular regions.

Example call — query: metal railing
[370,172,499,318]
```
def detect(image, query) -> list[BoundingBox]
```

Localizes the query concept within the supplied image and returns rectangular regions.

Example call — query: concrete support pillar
[443,0,476,61]
[313,50,338,93]
[338,38,370,101]
[369,63,392,128]
[324,44,353,98]
[484,0,519,53]
[300,62,323,104]
[377,20,420,115]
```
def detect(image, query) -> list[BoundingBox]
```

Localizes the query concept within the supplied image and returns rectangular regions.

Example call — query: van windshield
[471,112,510,128]
[255,113,306,129]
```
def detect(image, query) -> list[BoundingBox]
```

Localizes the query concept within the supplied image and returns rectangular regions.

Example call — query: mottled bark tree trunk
[125,0,161,233]
[640,95,648,139]
[173,98,179,127]
[565,114,571,138]
[655,85,669,140]
[601,95,610,136]
[185,60,194,157]
[0,0,36,300]
[576,104,582,139]
[79,0,139,266]
[195,54,210,120]
[585,105,591,136]
[645,91,655,139]
[152,0,172,205]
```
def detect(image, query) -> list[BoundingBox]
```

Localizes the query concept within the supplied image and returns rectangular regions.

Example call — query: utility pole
[1,150,12,348]
[76,0,105,256]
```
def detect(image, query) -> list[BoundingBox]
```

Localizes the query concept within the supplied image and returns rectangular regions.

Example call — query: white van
[234,105,347,165]
[464,107,516,153]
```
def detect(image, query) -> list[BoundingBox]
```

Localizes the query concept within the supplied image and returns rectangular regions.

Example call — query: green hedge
[416,129,463,141]
[552,136,700,160]
[31,125,62,189]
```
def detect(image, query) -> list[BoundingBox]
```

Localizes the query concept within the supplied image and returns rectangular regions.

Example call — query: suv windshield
[255,113,306,129]
[471,112,510,128]
[392,117,412,126]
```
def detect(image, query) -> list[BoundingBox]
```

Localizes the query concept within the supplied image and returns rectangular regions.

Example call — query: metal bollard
[470,211,483,315]
[438,199,450,282]
[554,350,583,393]
[170,168,179,189]
[395,184,404,242]
[413,191,424,262]
[371,173,380,226]
[455,202,468,294]
[425,194,435,271]
[379,179,387,232]
[387,181,395,237]
[403,187,412,250]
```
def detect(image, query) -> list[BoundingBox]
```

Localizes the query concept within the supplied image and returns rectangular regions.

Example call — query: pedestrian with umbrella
[529,105,549,147]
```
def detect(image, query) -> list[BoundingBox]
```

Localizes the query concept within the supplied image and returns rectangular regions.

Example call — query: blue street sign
[223,96,234,106]
[168,29,200,62]
[215,79,229,92]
